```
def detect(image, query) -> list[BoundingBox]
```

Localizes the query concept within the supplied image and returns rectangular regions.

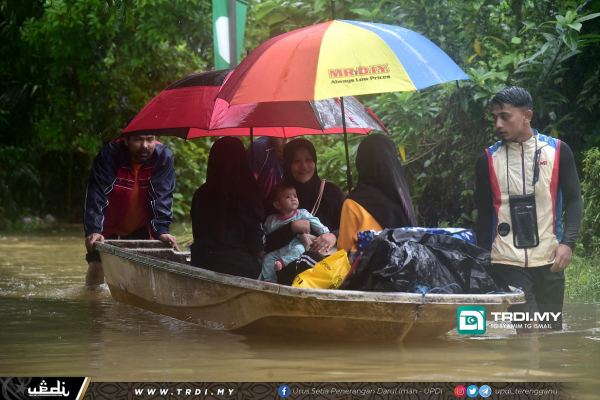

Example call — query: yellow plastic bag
[292,250,351,289]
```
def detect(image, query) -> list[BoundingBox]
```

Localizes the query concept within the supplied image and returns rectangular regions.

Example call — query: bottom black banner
[0,380,580,400]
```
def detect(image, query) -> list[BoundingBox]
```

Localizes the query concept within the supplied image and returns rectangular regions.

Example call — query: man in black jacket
[83,135,179,288]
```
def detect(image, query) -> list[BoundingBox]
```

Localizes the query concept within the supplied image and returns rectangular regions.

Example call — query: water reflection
[0,225,599,393]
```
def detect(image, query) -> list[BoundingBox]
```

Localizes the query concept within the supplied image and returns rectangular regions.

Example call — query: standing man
[84,135,179,288]
[476,86,582,332]
[247,136,293,200]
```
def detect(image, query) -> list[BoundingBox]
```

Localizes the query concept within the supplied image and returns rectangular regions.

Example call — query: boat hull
[97,240,525,341]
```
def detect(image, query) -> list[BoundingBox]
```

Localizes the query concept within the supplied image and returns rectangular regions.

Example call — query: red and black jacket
[83,139,176,239]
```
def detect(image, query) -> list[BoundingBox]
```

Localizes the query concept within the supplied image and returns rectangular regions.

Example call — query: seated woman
[190,137,264,279]
[265,138,346,285]
[338,134,417,253]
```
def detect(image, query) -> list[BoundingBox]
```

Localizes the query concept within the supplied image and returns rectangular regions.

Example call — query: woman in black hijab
[338,133,417,251]
[190,137,264,279]
[265,138,346,284]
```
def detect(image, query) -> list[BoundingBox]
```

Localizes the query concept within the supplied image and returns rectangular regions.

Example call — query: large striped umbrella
[218,20,469,105]
[217,20,469,186]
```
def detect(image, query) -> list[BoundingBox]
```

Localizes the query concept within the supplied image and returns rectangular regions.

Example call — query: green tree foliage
[565,253,600,302]
[0,0,212,226]
[579,147,600,252]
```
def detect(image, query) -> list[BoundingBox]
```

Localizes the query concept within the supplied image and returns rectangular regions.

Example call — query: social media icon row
[454,384,491,397]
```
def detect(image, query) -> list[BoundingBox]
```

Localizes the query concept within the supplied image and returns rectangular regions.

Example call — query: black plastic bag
[340,230,507,293]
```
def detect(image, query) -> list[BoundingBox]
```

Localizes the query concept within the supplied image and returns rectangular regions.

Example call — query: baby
[261,182,329,283]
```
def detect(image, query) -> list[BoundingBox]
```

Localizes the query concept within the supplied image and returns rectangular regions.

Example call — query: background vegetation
[1,0,600,277]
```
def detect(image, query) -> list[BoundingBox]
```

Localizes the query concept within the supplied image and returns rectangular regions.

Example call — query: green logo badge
[457,306,486,335]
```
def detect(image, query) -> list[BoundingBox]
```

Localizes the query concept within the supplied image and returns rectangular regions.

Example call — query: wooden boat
[96,240,525,341]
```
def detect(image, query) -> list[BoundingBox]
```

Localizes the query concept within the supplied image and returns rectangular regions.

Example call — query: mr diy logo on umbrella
[329,64,391,85]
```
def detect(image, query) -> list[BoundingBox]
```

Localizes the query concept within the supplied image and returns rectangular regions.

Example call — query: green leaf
[410,133,419,153]
[256,4,279,20]
[567,22,582,32]
[460,95,469,113]
[267,13,287,25]
[563,30,579,52]
[511,37,522,44]
[473,91,488,101]
[519,21,536,34]
[488,35,509,49]
[578,13,600,23]
[350,8,373,18]
[125,6,134,28]
[313,0,327,13]
[579,34,600,40]
[565,10,574,24]
[372,0,388,17]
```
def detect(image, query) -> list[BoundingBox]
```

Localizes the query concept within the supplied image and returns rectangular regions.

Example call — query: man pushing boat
[83,134,179,289]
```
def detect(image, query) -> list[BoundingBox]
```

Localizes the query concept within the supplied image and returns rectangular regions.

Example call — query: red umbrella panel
[121,69,387,139]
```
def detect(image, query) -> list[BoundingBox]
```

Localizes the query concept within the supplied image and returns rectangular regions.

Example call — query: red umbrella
[121,69,387,139]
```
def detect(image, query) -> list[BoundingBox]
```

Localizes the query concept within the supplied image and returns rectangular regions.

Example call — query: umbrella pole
[250,127,254,166]
[341,96,353,191]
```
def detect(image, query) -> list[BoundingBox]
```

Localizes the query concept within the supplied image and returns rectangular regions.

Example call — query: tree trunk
[511,0,522,22]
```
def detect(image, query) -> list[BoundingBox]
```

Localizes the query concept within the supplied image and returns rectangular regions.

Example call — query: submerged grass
[565,253,600,303]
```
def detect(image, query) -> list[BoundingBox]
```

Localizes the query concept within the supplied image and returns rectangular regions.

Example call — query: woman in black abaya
[190,137,264,279]
[338,133,417,252]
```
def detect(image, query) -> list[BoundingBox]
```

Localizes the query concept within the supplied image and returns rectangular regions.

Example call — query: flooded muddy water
[1,225,599,395]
